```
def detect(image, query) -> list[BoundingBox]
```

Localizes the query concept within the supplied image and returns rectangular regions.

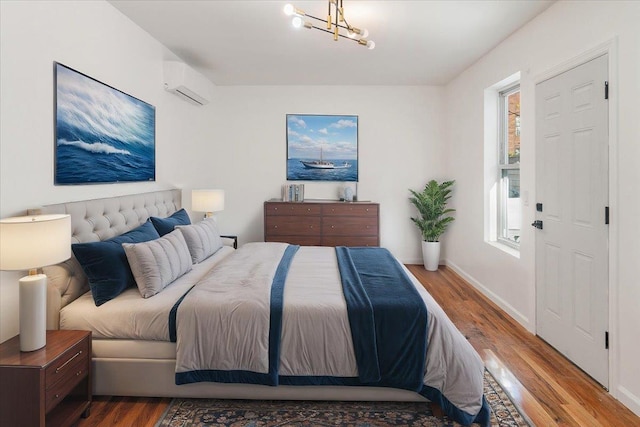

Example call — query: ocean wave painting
[55,63,155,184]
[286,114,358,182]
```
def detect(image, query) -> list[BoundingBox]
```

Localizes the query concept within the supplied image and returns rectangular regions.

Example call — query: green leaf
[408,179,456,242]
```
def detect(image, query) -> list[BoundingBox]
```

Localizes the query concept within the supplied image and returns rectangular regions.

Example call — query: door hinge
[605,331,609,350]
[605,206,609,225]
[605,81,609,100]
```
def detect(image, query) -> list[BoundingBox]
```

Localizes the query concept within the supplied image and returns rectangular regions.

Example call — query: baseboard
[617,385,640,417]
[444,259,533,332]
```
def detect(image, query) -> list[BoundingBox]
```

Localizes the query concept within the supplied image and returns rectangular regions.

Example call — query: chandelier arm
[309,25,361,43]
[304,14,358,34]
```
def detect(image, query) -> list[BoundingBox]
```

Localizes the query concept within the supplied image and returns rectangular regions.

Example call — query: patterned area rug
[155,370,530,426]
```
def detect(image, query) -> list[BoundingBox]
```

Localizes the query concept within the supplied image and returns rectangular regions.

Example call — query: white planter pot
[422,241,440,271]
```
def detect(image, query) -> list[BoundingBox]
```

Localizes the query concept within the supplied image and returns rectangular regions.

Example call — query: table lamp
[192,189,225,219]
[0,214,71,351]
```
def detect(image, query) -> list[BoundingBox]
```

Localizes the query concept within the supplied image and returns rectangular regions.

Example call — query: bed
[33,189,490,426]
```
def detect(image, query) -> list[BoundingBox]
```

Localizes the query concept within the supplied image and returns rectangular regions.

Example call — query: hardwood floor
[408,265,639,427]
[77,265,640,426]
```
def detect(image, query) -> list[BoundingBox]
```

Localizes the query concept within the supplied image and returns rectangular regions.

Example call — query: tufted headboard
[28,189,182,328]
[29,189,182,244]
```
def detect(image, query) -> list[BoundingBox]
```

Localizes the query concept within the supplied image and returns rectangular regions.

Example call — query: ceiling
[109,0,555,86]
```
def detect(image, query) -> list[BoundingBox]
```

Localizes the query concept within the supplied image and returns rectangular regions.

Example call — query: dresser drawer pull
[274,225,278,229]
[55,393,60,399]
[331,225,335,229]
[307,208,311,211]
[310,225,313,228]
[55,350,82,373]
[76,370,83,376]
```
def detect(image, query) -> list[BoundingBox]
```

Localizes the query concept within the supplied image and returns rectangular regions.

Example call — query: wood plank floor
[77,265,640,426]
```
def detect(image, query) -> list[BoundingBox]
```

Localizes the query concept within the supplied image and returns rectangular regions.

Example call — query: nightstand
[0,330,92,427]
[221,234,238,249]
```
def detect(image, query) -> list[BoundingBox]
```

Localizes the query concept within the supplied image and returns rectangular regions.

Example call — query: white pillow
[122,229,193,298]
[176,218,223,263]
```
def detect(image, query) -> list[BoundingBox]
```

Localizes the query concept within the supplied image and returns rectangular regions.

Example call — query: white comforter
[174,242,485,417]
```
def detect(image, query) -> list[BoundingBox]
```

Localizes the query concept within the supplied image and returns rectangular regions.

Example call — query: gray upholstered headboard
[28,189,182,328]
[30,189,182,244]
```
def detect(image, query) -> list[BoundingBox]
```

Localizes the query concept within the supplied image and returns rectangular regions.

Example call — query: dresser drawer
[265,216,321,236]
[45,337,89,390]
[265,203,321,216]
[322,204,378,217]
[322,236,379,247]
[323,217,378,236]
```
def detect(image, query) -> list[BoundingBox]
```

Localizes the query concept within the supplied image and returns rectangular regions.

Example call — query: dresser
[0,330,91,427]
[264,200,379,247]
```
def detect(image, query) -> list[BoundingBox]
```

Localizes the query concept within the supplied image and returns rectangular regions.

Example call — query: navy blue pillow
[150,209,191,236]
[72,220,160,306]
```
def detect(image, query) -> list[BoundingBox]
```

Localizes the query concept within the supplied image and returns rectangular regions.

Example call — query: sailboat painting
[286,114,358,182]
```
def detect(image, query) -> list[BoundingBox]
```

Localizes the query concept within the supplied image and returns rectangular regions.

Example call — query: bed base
[93,357,427,401]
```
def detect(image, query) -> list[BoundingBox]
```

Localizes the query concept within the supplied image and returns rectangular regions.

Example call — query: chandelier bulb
[361,28,369,38]
[284,3,304,17]
[292,16,303,28]
[367,40,375,50]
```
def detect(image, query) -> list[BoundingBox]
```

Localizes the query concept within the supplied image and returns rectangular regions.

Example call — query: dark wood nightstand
[221,234,238,249]
[0,330,92,427]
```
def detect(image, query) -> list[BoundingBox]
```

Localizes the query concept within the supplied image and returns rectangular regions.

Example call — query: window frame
[497,84,521,249]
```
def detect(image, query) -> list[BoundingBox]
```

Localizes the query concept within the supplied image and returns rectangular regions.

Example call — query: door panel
[535,54,609,387]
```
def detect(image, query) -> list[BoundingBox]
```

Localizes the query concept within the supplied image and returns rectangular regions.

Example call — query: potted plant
[409,180,456,271]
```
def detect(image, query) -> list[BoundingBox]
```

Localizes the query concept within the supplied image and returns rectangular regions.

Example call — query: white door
[535,54,609,387]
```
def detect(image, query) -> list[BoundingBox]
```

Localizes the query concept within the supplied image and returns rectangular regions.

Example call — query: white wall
[202,85,446,263]
[443,0,640,415]
[0,2,445,342]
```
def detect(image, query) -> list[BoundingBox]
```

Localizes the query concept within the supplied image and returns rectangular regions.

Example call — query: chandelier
[284,1,375,50]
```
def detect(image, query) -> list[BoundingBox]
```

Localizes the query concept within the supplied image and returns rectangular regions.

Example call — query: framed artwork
[54,62,155,185]
[286,114,358,182]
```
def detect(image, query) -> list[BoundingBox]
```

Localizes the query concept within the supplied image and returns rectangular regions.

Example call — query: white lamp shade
[0,214,71,271]
[192,189,225,213]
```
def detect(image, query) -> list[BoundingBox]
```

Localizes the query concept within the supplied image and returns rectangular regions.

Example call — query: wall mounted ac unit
[163,61,211,106]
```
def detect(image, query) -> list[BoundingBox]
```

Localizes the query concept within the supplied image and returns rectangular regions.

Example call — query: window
[498,85,521,247]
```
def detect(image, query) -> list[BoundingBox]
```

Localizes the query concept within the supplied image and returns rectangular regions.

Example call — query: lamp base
[19,274,47,352]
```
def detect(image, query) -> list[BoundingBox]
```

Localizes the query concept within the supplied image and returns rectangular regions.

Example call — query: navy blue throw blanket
[335,246,428,392]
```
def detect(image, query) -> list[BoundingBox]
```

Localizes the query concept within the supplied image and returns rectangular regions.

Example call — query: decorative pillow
[176,218,223,263]
[123,229,192,298]
[72,221,160,306]
[150,208,191,236]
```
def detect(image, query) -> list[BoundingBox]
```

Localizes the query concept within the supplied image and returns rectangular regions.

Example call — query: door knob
[531,220,543,230]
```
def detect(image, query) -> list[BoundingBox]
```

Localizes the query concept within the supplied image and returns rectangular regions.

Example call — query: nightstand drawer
[45,338,89,390]
[45,356,88,413]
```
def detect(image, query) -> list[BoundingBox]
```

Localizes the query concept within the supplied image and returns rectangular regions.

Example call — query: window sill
[486,240,521,259]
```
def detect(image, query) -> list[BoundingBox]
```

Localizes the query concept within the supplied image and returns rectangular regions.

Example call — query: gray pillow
[122,229,192,298]
[176,218,223,263]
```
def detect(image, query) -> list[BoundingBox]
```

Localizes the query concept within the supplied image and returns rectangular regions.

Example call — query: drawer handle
[274,207,278,211]
[55,350,82,373]
[310,225,313,229]
[307,208,311,211]
[331,225,335,229]
[76,370,83,376]
[274,225,278,229]
[366,208,369,212]
[55,393,60,399]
